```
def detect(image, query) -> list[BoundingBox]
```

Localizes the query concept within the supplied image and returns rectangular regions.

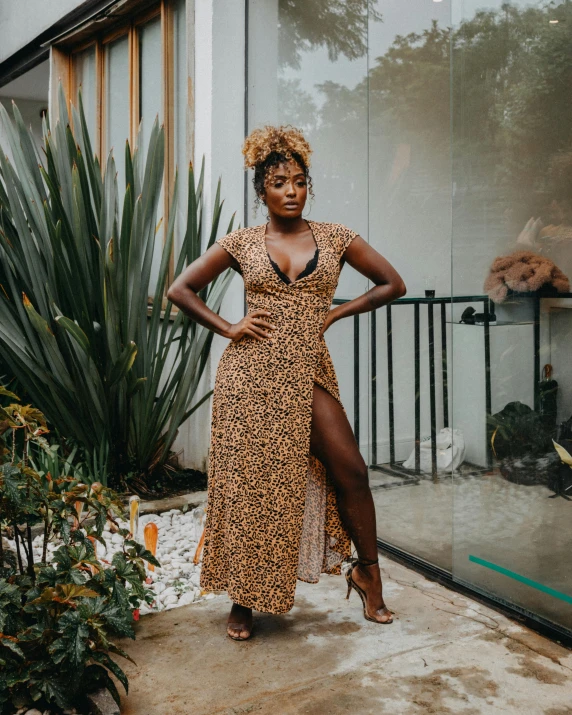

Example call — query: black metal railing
[335,291,572,478]
[334,295,494,479]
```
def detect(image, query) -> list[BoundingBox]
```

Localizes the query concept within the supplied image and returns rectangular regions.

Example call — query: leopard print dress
[199,220,358,614]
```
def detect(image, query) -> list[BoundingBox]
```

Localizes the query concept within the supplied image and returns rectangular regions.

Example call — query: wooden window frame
[54,0,179,306]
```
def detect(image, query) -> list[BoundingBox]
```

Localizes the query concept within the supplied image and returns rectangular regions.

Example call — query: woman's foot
[351,561,393,623]
[227,602,253,640]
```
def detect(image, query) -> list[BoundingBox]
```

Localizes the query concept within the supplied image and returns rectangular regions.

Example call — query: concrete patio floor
[118,553,572,714]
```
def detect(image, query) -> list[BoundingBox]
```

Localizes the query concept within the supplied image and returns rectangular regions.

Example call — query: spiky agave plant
[0,86,235,489]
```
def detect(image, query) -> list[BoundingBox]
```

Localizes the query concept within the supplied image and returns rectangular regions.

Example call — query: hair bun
[242,125,312,169]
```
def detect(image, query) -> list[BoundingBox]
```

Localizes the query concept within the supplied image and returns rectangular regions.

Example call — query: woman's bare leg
[309,382,392,621]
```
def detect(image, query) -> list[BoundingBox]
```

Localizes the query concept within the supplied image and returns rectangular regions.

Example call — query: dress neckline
[262,220,320,286]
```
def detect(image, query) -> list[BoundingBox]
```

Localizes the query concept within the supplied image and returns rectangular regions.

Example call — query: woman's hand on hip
[318,309,339,339]
[224,310,276,342]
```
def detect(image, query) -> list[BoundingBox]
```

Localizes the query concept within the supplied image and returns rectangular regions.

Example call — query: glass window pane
[139,17,163,154]
[105,34,130,196]
[452,0,572,634]
[366,1,453,574]
[73,45,96,144]
[247,0,369,300]
[139,16,164,298]
[174,0,188,262]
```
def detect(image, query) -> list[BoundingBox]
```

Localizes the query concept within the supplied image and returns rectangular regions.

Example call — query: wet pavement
[117,552,572,714]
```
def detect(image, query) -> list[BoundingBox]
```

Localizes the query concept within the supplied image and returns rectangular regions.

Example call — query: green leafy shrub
[0,87,236,490]
[0,387,159,712]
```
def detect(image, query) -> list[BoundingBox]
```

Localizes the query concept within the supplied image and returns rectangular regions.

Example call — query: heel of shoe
[345,560,395,625]
[345,564,354,600]
[345,576,352,600]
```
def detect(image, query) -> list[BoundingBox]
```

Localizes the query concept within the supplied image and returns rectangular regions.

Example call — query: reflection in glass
[452,0,572,633]
[365,1,454,574]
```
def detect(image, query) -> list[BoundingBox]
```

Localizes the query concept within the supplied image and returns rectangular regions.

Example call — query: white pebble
[178,591,196,606]
[160,587,177,599]
[163,593,179,605]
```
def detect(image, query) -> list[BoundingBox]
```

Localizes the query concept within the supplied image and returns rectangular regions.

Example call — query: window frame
[53,0,179,306]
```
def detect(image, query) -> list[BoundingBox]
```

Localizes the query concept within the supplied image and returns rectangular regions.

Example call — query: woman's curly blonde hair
[242,125,312,169]
[242,125,314,211]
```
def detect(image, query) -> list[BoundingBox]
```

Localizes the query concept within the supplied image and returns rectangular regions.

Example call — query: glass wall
[451,0,572,632]
[248,0,572,636]
[365,0,453,573]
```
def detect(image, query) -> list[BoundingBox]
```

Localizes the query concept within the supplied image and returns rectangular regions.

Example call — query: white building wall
[0,98,45,164]
[173,0,246,470]
[0,0,87,64]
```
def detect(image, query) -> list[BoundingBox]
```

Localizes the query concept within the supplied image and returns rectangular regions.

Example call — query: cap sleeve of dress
[333,224,359,258]
[216,229,243,270]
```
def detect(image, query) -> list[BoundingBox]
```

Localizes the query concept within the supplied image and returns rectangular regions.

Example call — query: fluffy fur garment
[484,250,569,303]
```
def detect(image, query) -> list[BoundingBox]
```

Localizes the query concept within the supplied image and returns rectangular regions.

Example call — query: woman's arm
[166,245,276,342]
[319,235,406,337]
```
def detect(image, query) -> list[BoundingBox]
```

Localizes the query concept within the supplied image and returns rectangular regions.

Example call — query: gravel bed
[137,506,216,615]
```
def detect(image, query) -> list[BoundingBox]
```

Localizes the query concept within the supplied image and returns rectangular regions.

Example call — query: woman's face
[262,159,307,219]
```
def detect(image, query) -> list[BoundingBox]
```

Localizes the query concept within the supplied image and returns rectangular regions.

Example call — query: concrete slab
[117,553,572,714]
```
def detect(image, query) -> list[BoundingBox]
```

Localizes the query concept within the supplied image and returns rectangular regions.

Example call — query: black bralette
[267,247,319,285]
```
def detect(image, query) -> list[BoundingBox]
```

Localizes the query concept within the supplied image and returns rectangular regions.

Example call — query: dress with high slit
[199,220,358,614]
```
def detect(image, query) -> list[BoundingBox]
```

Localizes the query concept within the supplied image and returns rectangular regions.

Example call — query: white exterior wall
[0,0,87,64]
[0,98,45,164]
[174,0,247,470]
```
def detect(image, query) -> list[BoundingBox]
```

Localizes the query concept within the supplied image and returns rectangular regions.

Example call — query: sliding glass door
[451,0,572,632]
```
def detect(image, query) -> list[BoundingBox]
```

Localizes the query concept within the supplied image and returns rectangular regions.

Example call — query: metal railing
[336,290,572,479]
[333,295,494,478]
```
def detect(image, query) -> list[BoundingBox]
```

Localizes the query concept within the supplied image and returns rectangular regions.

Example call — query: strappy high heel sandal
[345,557,395,624]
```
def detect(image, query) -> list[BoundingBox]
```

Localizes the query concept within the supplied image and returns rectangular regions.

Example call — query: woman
[167,125,406,641]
